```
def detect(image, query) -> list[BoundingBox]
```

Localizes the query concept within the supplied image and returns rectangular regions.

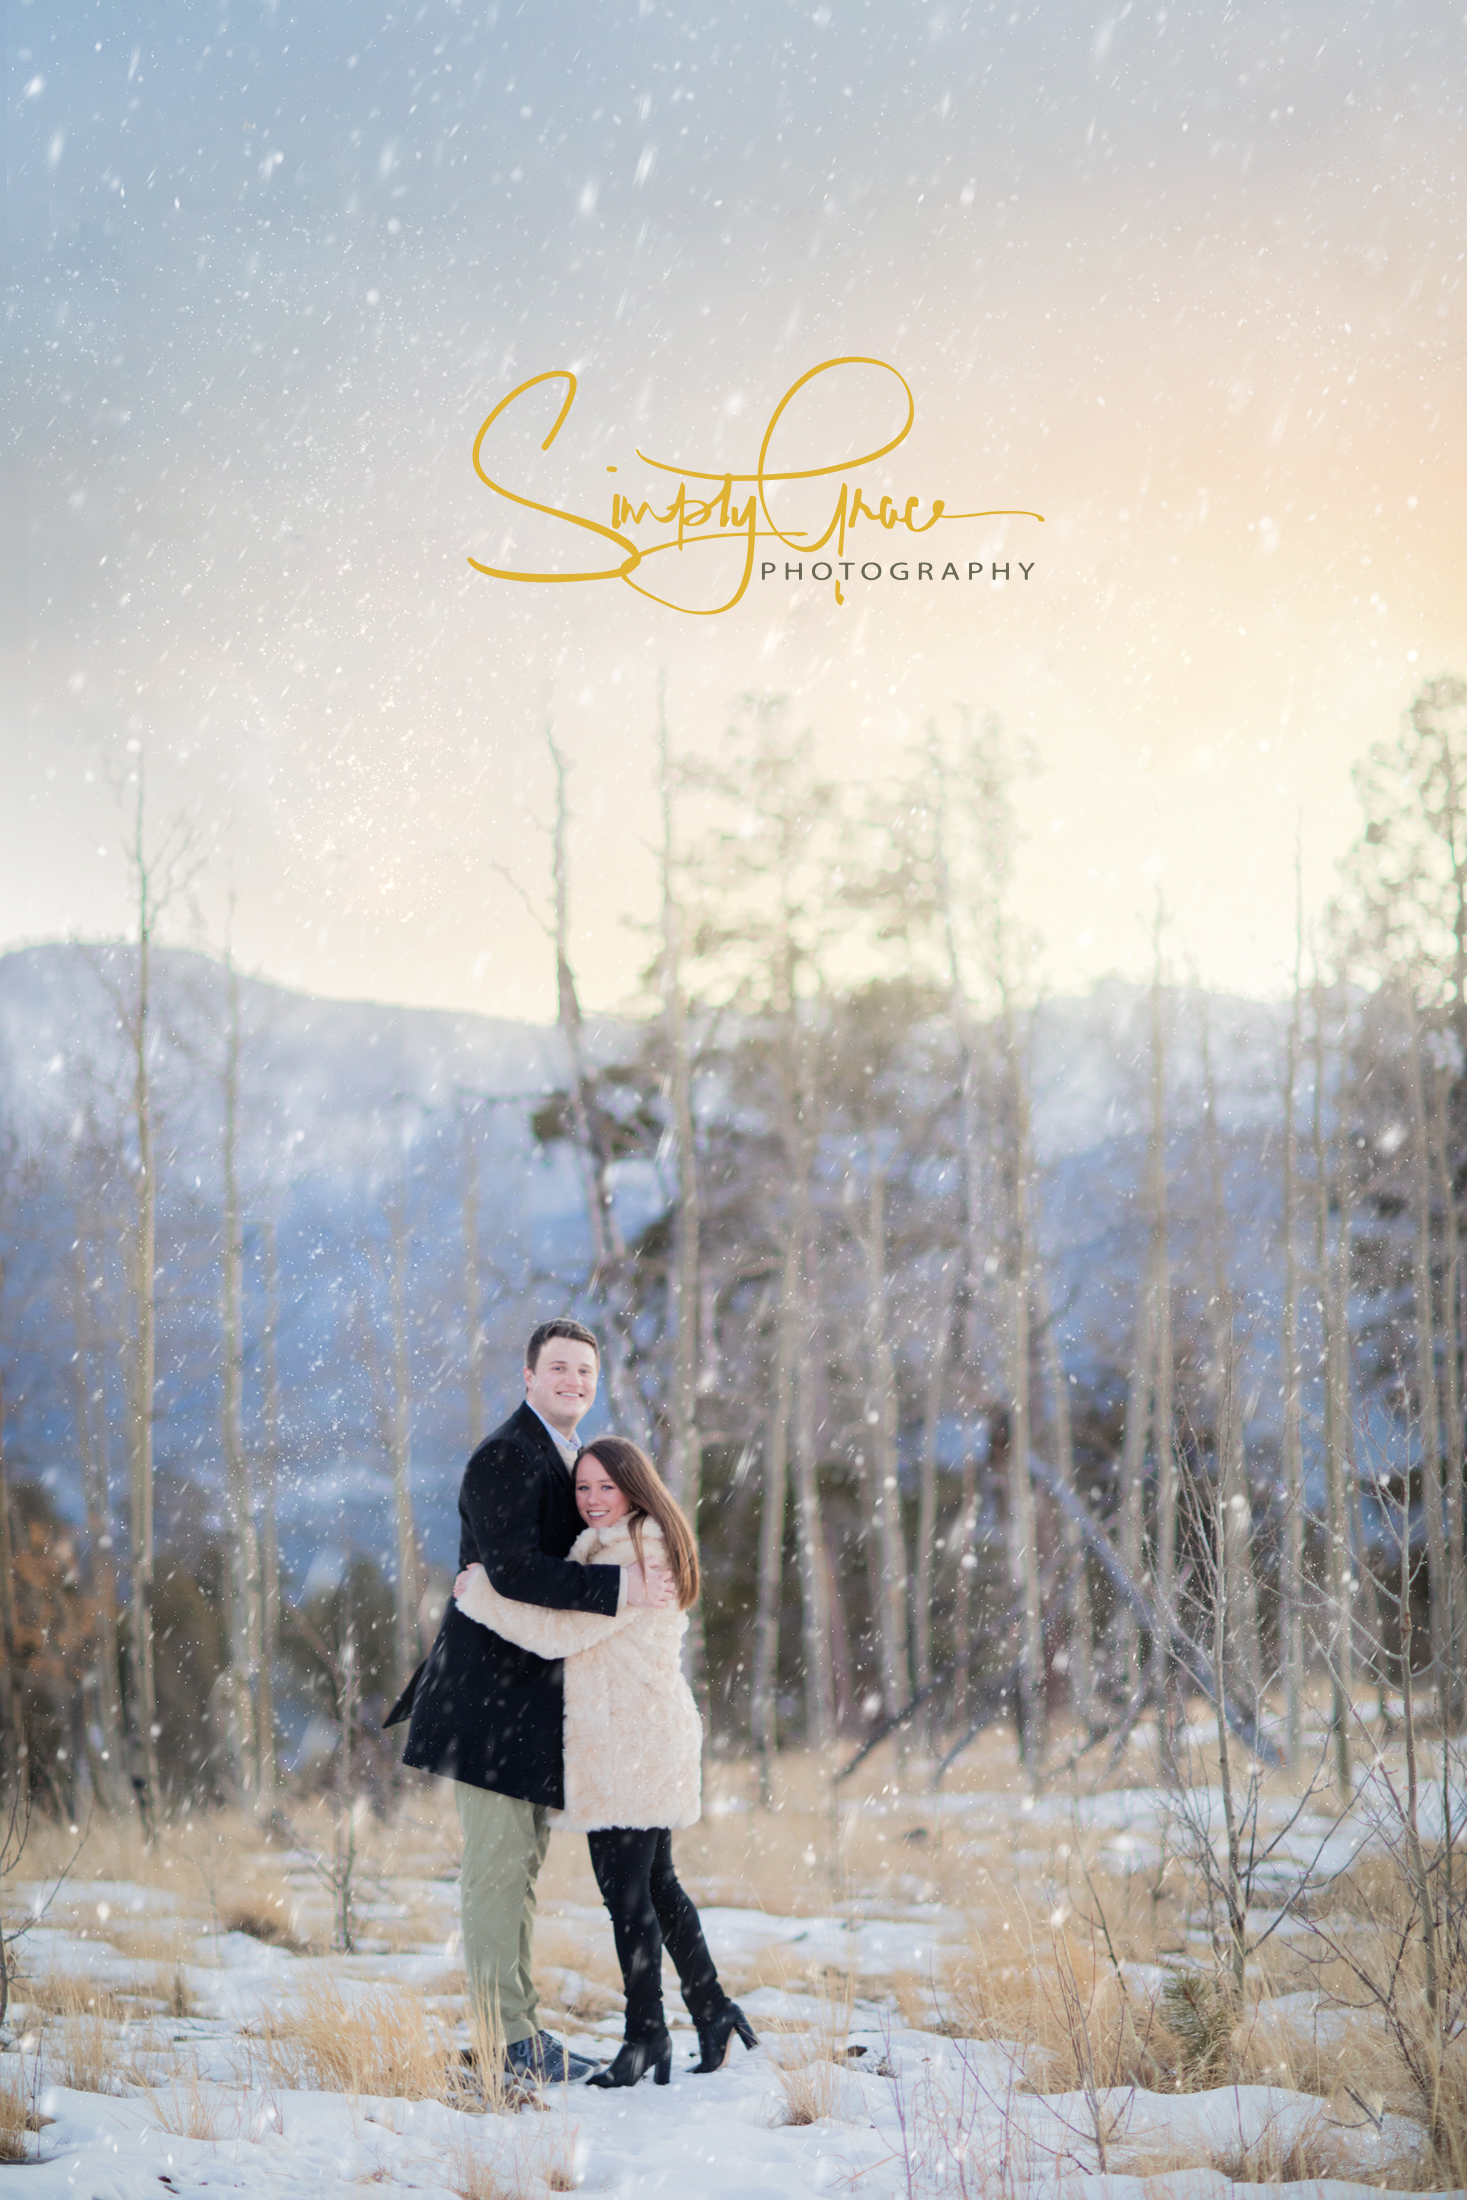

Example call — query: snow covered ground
[1,1733,1460,2199]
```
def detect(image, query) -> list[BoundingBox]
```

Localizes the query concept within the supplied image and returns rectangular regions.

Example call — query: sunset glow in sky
[3,1,1463,1016]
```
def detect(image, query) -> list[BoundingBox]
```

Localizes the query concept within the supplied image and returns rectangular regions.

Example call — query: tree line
[2,675,1466,1823]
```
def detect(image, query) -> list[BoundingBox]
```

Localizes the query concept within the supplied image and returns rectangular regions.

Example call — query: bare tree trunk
[860,1144,912,1762]
[458,1101,487,1452]
[545,728,641,1433]
[1147,932,1176,1721]
[0,1241,23,1800]
[1119,1282,1156,1696]
[1199,994,1264,1724]
[952,1453,978,1731]
[1006,1012,1045,1779]
[751,1233,797,1806]
[1430,1057,1467,1726]
[825,1521,855,1734]
[124,784,161,1834]
[1408,1008,1450,1730]
[915,1279,954,1753]
[929,725,996,1741]
[68,1211,126,1806]
[220,953,259,1802]
[1281,890,1306,1765]
[1312,983,1354,1790]
[386,1184,423,1691]
[793,1219,834,1750]
[1035,1250,1092,1734]
[255,1215,282,1814]
[657,690,707,1704]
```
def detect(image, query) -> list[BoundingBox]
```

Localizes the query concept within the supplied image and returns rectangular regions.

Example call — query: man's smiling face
[523,1337,599,1437]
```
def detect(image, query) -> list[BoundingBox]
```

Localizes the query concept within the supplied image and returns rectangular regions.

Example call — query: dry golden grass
[1106,2101,1427,2191]
[1230,1999,1380,2099]
[111,1918,198,1966]
[22,1973,129,2021]
[255,1977,457,2101]
[442,2114,578,2200]
[419,1966,469,2000]
[945,1918,1180,2096]
[0,2061,32,2163]
[139,2063,232,2141]
[141,1961,198,2019]
[220,1891,308,1952]
[443,2122,518,2200]
[48,2006,123,2094]
[461,1983,518,2117]
[764,1969,867,2128]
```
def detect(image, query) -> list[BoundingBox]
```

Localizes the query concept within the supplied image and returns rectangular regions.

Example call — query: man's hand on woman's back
[455,1556,675,1611]
[625,1562,677,1609]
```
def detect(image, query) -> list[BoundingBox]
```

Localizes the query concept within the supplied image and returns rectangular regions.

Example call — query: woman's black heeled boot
[587,2029,673,2088]
[690,2000,759,2074]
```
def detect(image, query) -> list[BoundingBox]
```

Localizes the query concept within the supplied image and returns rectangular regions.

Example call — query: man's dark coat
[385,1402,622,1808]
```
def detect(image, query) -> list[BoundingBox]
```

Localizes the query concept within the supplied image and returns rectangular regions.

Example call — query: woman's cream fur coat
[454,1516,702,1833]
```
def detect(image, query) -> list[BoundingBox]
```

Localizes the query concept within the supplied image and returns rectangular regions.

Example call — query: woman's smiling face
[575,1453,631,1528]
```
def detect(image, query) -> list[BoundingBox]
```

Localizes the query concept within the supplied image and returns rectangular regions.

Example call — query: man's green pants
[455,1782,551,2048]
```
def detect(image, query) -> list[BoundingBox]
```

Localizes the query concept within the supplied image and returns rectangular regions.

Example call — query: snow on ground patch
[1,1813,1453,2200]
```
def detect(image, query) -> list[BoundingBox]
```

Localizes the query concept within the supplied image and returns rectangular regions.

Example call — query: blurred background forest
[3,677,1467,1826]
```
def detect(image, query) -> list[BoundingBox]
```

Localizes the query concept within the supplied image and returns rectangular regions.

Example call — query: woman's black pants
[586,1826,723,2042]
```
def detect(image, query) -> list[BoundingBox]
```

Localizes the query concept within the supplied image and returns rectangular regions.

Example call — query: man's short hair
[525,1318,600,1372]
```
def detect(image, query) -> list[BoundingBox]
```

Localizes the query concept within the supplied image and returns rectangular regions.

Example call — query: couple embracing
[387,1318,757,2089]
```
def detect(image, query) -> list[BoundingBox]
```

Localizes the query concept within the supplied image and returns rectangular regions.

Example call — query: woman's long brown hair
[575,1437,700,1610]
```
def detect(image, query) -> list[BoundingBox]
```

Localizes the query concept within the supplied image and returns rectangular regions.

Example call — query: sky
[2,0,1463,1021]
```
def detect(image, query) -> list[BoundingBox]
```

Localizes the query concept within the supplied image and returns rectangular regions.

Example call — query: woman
[453,1435,758,2089]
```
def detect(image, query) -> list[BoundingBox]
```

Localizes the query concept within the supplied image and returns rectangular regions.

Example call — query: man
[386,1318,673,2083]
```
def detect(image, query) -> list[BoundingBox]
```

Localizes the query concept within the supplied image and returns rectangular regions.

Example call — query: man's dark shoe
[504,2031,600,2085]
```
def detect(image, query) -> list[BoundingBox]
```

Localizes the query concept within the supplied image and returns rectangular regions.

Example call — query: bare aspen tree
[110,772,196,1833]
[1118,1282,1157,1695]
[255,1214,283,1812]
[0,1154,23,1796]
[934,768,988,1735]
[219,947,260,1800]
[752,1203,799,1804]
[656,688,710,1704]
[1034,1246,1092,1734]
[1429,1051,1467,1723]
[0,1392,19,1798]
[1119,924,1173,1711]
[457,1098,488,1452]
[493,726,642,1426]
[1331,1037,1367,1728]
[792,1232,833,1750]
[385,1174,423,1690]
[857,1137,912,1750]
[67,1151,126,1806]
[752,995,820,1799]
[1407,1005,1450,1729]
[687,700,834,1793]
[1340,678,1467,1728]
[1146,920,1177,1716]
[915,1273,955,1751]
[952,1449,979,1728]
[1002,993,1046,1776]
[1280,868,1306,1764]
[126,801,162,1830]
[926,714,1020,1739]
[544,729,641,1431]
[1309,981,1354,1789]
[1199,992,1263,1722]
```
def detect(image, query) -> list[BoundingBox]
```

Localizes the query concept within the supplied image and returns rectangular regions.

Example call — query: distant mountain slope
[0,944,1299,1584]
